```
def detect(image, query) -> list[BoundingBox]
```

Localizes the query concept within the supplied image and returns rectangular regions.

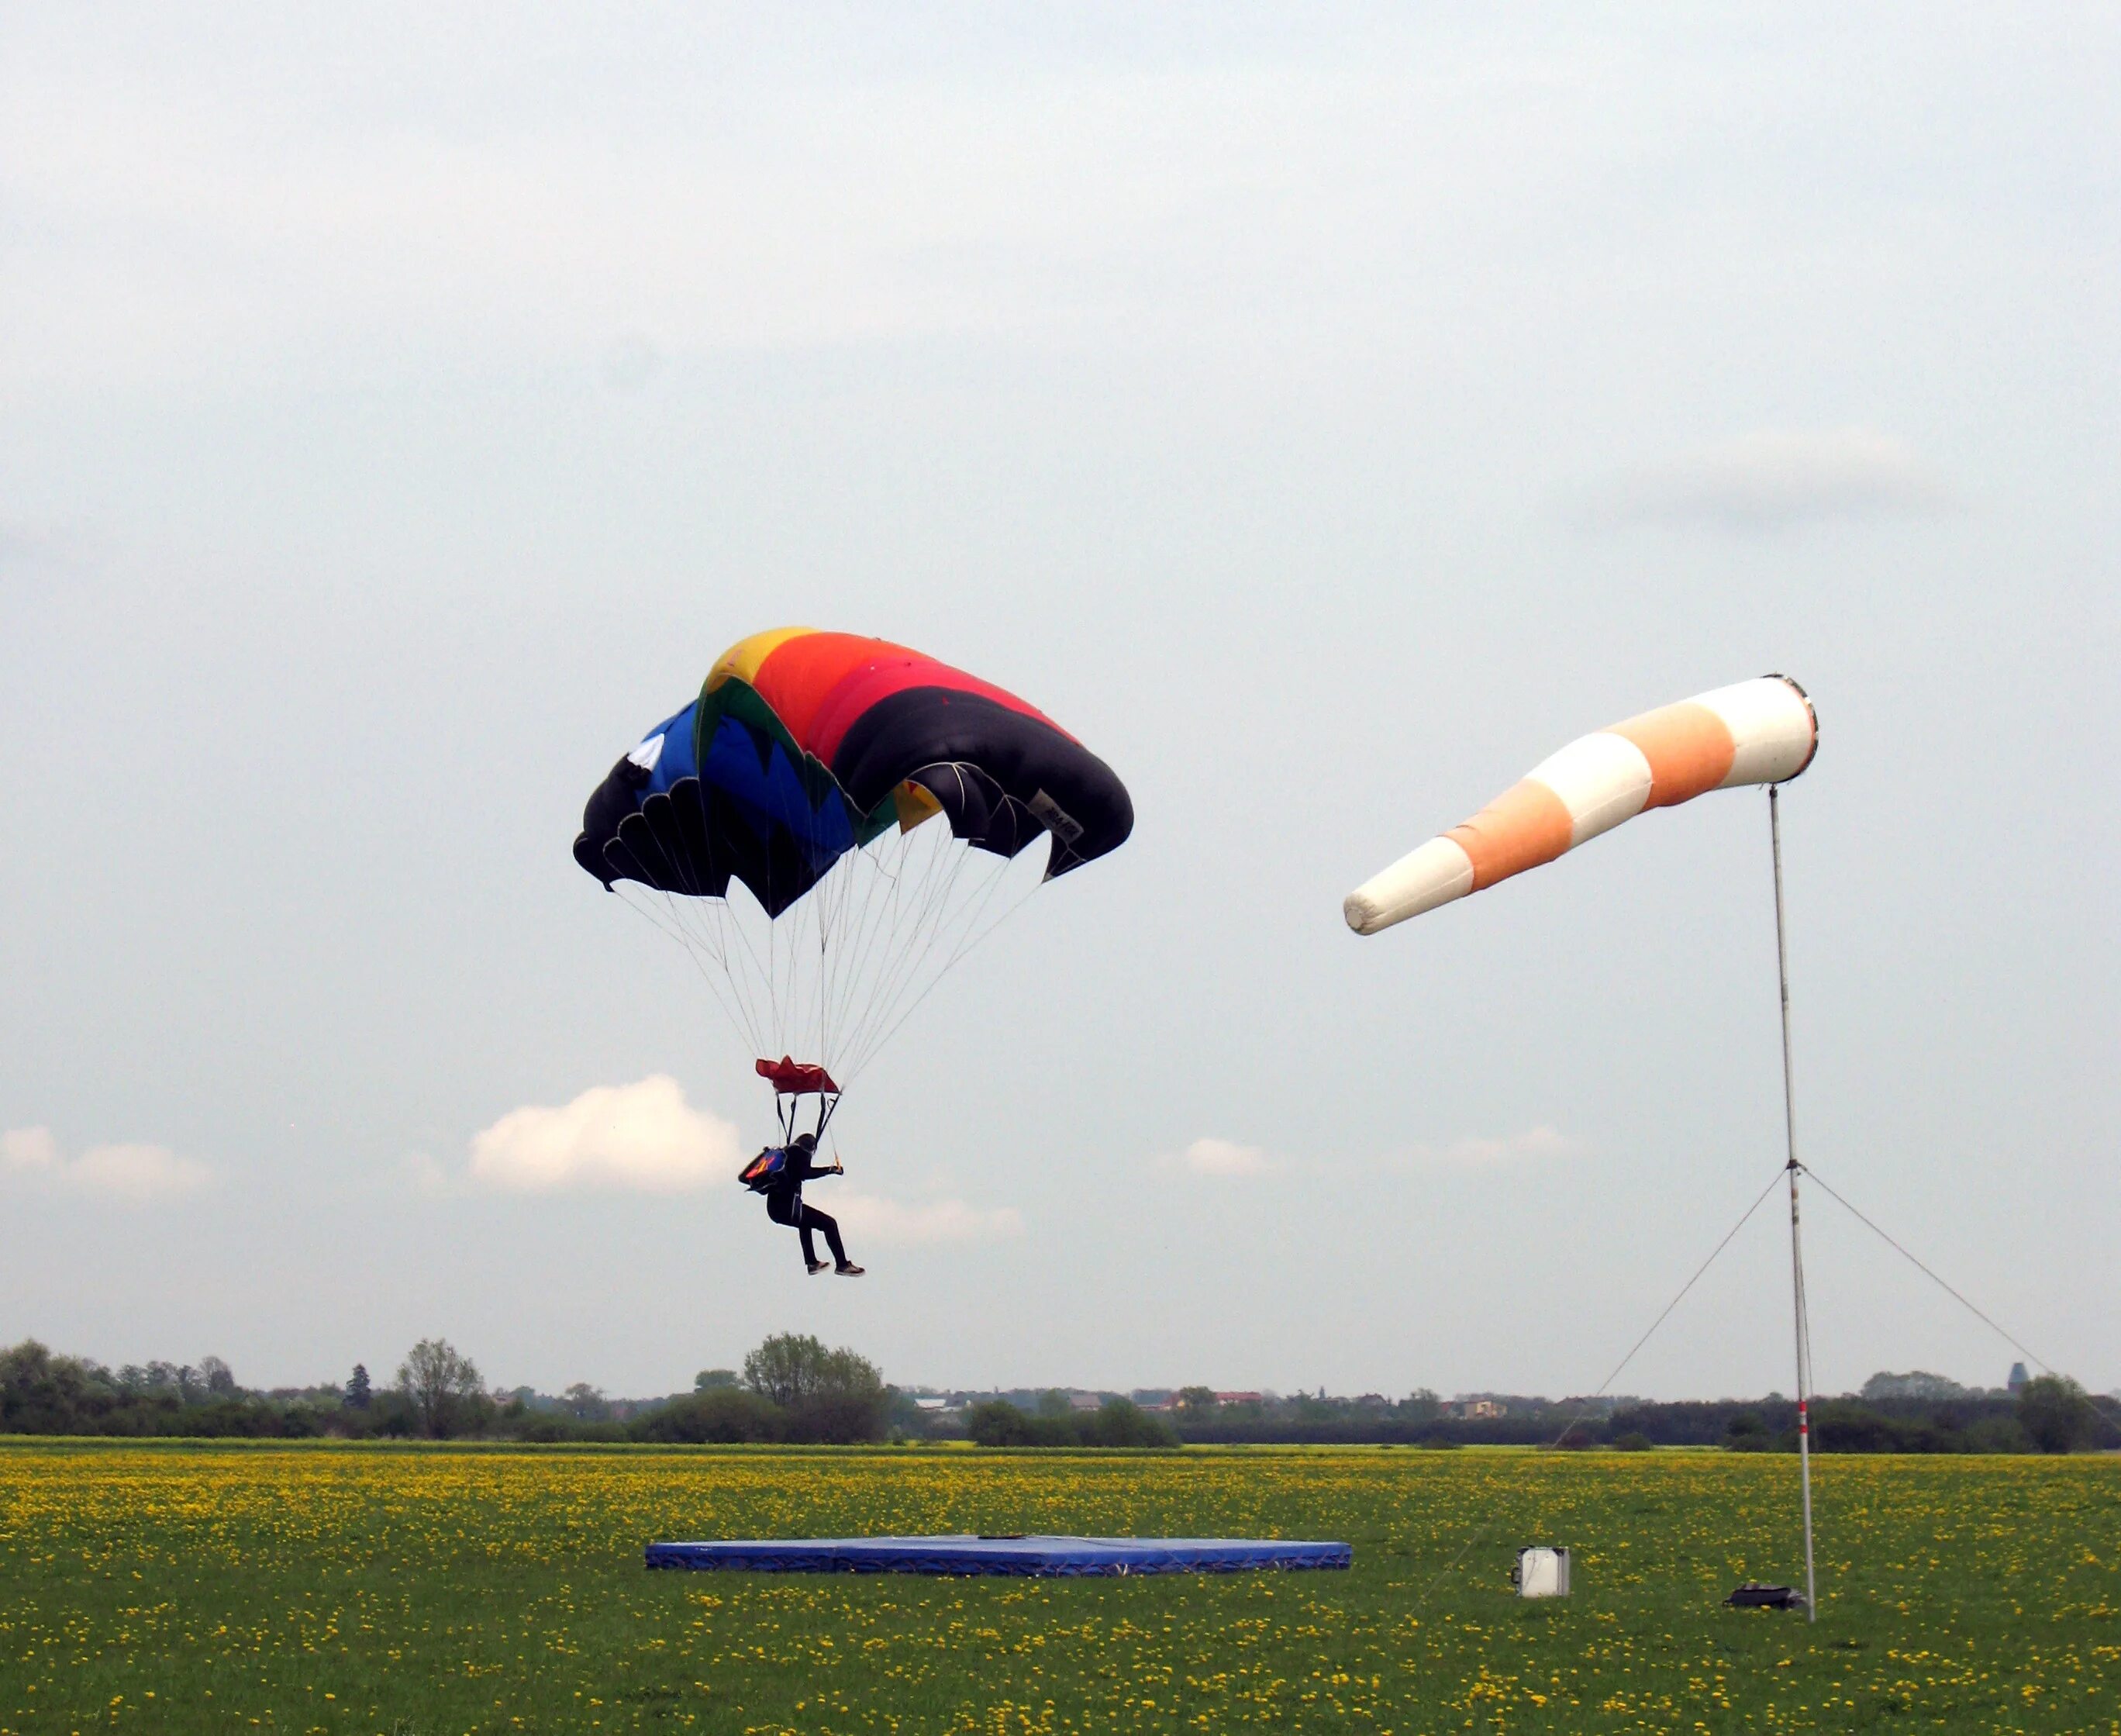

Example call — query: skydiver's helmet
[792,1134,817,1153]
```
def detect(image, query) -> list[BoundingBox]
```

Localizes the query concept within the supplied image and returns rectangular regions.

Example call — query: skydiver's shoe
[834,1263,865,1277]
[806,1259,829,1275]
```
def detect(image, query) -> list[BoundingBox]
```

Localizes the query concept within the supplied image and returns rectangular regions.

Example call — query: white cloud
[2,1126,61,1173]
[2,1126,212,1202]
[832,1192,1026,1246]
[67,1144,212,1200]
[469,1075,742,1193]
[1592,428,1953,530]
[1388,1126,1579,1167]
[463,1086,1026,1241]
[1161,1137,1274,1178]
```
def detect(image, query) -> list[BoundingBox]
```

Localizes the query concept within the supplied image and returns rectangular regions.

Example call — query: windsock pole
[1769,784,1818,1621]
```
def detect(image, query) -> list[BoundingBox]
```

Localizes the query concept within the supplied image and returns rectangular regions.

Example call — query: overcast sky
[3,5,2115,1402]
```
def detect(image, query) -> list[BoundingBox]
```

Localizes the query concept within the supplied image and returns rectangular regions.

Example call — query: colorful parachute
[577,627,1133,1096]
[1343,675,1816,934]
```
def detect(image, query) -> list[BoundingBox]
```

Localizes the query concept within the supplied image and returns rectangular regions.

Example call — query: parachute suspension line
[819,827,912,1069]
[723,873,788,1054]
[840,819,1008,1082]
[614,886,760,1059]
[840,858,1043,1089]
[681,899,766,1061]
[638,809,1010,1084]
[782,883,811,1059]
[883,780,1015,1006]
[840,877,1033,1088]
[846,823,984,1068]
[870,840,1026,1054]
[809,847,853,1066]
[609,823,768,1058]
[1769,783,1818,1624]
[820,816,959,1074]
[815,841,857,1063]
[619,803,775,1061]
[611,785,1068,1092]
[840,829,921,1055]
[671,887,767,1061]
[816,851,859,1065]
[688,859,775,1062]
[802,860,831,1065]
[829,822,926,1064]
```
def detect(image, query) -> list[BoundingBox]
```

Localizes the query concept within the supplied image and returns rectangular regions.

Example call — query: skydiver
[763,1134,864,1276]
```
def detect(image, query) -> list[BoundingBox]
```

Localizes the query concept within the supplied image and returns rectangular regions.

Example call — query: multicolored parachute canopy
[576,627,1132,916]
[577,629,1133,1088]
[1344,675,1816,935]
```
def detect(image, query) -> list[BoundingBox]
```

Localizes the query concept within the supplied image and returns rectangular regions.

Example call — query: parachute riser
[772,1088,841,1145]
[1769,784,1818,1624]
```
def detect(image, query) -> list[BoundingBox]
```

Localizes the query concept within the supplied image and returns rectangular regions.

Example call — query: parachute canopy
[576,628,1133,1086]
[1344,675,1816,935]
[576,626,1132,914]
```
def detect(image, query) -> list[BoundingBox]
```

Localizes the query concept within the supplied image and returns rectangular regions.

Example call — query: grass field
[1,1443,2114,1733]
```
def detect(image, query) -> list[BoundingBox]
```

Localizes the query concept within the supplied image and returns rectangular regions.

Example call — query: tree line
[1142,1379,2115,1455]
[5,1337,2110,1454]
[961,1393,1178,1448]
[0,1334,898,1444]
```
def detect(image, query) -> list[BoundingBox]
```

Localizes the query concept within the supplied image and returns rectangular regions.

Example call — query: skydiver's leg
[769,1194,820,1269]
[803,1205,848,1267]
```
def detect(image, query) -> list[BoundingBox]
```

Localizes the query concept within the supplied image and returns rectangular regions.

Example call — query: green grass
[1,1441,2115,1731]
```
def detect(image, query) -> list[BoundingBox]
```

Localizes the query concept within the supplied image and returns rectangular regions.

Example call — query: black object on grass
[1726,1582,1809,1610]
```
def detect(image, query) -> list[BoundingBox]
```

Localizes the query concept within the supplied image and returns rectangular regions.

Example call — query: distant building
[2008,1362,2030,1393]
[1067,1392,1102,1413]
[1215,1392,1264,1406]
[1862,1370,1972,1403]
[1460,1399,1504,1419]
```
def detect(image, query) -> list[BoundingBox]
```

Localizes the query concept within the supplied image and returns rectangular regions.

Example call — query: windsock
[1344,675,1817,935]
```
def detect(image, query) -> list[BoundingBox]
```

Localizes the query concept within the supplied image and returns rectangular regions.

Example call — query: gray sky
[3,5,2115,1401]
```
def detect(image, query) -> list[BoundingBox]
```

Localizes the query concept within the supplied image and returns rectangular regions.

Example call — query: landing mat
[644,1534,1352,1576]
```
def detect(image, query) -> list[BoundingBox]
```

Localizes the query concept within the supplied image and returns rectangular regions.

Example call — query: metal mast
[1769,783,1818,1620]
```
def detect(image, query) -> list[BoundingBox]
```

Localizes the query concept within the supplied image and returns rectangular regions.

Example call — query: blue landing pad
[645,1534,1352,1577]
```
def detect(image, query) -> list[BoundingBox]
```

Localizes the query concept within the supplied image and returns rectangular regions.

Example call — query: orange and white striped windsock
[1343,675,1818,935]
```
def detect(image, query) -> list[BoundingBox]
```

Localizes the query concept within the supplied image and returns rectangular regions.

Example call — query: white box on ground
[1514,1546,1571,1598]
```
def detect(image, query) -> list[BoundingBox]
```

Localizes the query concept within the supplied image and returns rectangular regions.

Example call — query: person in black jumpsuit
[764,1134,863,1275]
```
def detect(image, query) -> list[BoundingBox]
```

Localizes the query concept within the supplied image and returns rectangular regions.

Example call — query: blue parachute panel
[698,715,856,874]
[643,1534,1351,1576]
[649,703,698,789]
